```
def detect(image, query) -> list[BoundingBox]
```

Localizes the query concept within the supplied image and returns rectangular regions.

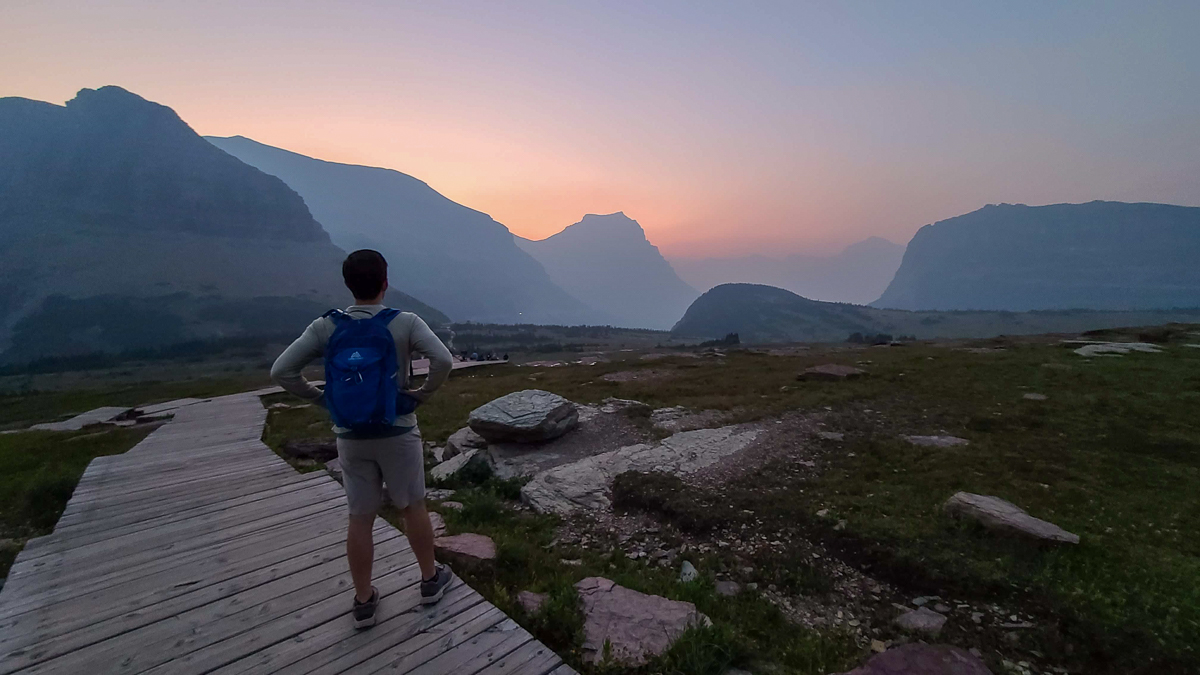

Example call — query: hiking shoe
[420,566,453,605]
[352,587,379,628]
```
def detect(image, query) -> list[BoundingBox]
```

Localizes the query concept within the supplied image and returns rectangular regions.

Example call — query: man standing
[271,249,454,628]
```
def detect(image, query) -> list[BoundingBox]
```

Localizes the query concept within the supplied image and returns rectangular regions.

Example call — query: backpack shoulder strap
[322,309,351,325]
[372,308,402,325]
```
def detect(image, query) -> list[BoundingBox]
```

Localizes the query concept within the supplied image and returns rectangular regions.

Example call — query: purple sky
[4,1,1198,257]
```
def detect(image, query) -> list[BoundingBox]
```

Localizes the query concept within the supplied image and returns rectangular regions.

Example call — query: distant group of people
[458,351,508,362]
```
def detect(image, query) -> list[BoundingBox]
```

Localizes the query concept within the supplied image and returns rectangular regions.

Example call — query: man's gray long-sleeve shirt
[270,305,453,432]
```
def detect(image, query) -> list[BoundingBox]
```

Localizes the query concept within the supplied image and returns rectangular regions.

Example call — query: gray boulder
[836,644,993,675]
[517,590,548,614]
[445,426,488,459]
[944,492,1080,544]
[576,577,709,666]
[468,389,579,443]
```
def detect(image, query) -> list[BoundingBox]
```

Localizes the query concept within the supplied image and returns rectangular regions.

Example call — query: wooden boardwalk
[0,392,573,675]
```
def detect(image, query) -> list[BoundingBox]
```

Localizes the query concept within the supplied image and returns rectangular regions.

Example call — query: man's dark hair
[342,249,388,299]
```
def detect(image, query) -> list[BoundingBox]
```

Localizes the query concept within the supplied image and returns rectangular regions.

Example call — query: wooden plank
[221,581,488,675]
[11,487,345,569]
[0,507,350,611]
[0,541,415,675]
[0,517,385,646]
[316,605,508,675]
[474,639,563,675]
[395,617,530,675]
[24,476,342,554]
[4,495,346,592]
[140,554,428,675]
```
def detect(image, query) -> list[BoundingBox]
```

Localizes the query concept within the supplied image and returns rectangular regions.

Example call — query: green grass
[0,373,273,430]
[0,426,155,577]
[615,337,1200,674]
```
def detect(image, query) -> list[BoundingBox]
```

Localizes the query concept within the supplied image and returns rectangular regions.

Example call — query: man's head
[342,249,388,303]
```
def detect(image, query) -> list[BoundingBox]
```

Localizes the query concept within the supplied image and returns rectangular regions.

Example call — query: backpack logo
[348,351,363,362]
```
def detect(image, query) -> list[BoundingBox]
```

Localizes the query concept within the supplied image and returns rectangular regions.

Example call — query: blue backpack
[322,308,417,432]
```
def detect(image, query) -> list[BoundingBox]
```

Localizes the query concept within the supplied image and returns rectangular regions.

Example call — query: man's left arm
[407,315,453,400]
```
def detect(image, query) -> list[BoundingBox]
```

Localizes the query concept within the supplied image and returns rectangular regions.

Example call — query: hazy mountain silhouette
[206,136,596,326]
[0,86,445,362]
[875,202,1200,311]
[671,237,905,305]
[673,283,1200,344]
[514,213,698,329]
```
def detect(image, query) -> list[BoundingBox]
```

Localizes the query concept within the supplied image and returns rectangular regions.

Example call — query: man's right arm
[270,320,326,403]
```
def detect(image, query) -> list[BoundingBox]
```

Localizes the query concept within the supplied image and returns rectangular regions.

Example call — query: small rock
[1022,393,1047,401]
[440,501,464,510]
[280,439,338,462]
[576,577,709,665]
[517,590,548,614]
[799,364,868,381]
[972,612,984,624]
[935,603,952,613]
[903,435,970,448]
[746,582,758,591]
[445,426,488,459]
[561,558,583,566]
[324,458,343,483]
[425,489,456,500]
[429,449,478,481]
[913,597,930,606]
[431,446,445,462]
[944,492,1080,544]
[835,644,991,675]
[817,509,830,517]
[434,533,496,563]
[834,520,847,531]
[715,580,741,597]
[871,639,887,653]
[680,560,699,583]
[817,431,845,441]
[894,607,948,636]
[428,511,447,537]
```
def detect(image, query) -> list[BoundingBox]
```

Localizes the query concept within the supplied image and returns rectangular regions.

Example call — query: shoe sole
[354,614,377,629]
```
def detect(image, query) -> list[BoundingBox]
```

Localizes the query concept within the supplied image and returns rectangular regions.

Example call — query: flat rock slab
[836,644,993,675]
[445,426,488,459]
[469,389,579,443]
[944,491,1080,544]
[30,407,131,431]
[904,435,970,448]
[428,511,447,536]
[894,606,947,636]
[650,406,727,433]
[1073,342,1163,357]
[576,577,708,666]
[435,533,496,563]
[798,364,867,381]
[522,425,759,515]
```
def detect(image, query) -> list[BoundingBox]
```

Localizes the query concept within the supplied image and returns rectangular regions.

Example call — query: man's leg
[402,502,437,580]
[347,513,376,602]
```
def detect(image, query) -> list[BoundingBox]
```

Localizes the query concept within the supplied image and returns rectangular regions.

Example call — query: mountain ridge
[206,135,597,326]
[515,212,698,330]
[874,201,1200,311]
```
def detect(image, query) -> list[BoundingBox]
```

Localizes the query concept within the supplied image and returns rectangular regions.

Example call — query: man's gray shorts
[336,430,426,516]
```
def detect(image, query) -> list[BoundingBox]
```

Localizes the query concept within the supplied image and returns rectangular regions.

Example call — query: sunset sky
[4,1,1198,258]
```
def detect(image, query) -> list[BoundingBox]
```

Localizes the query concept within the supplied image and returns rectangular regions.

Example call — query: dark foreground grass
[401,481,859,674]
[0,426,154,577]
